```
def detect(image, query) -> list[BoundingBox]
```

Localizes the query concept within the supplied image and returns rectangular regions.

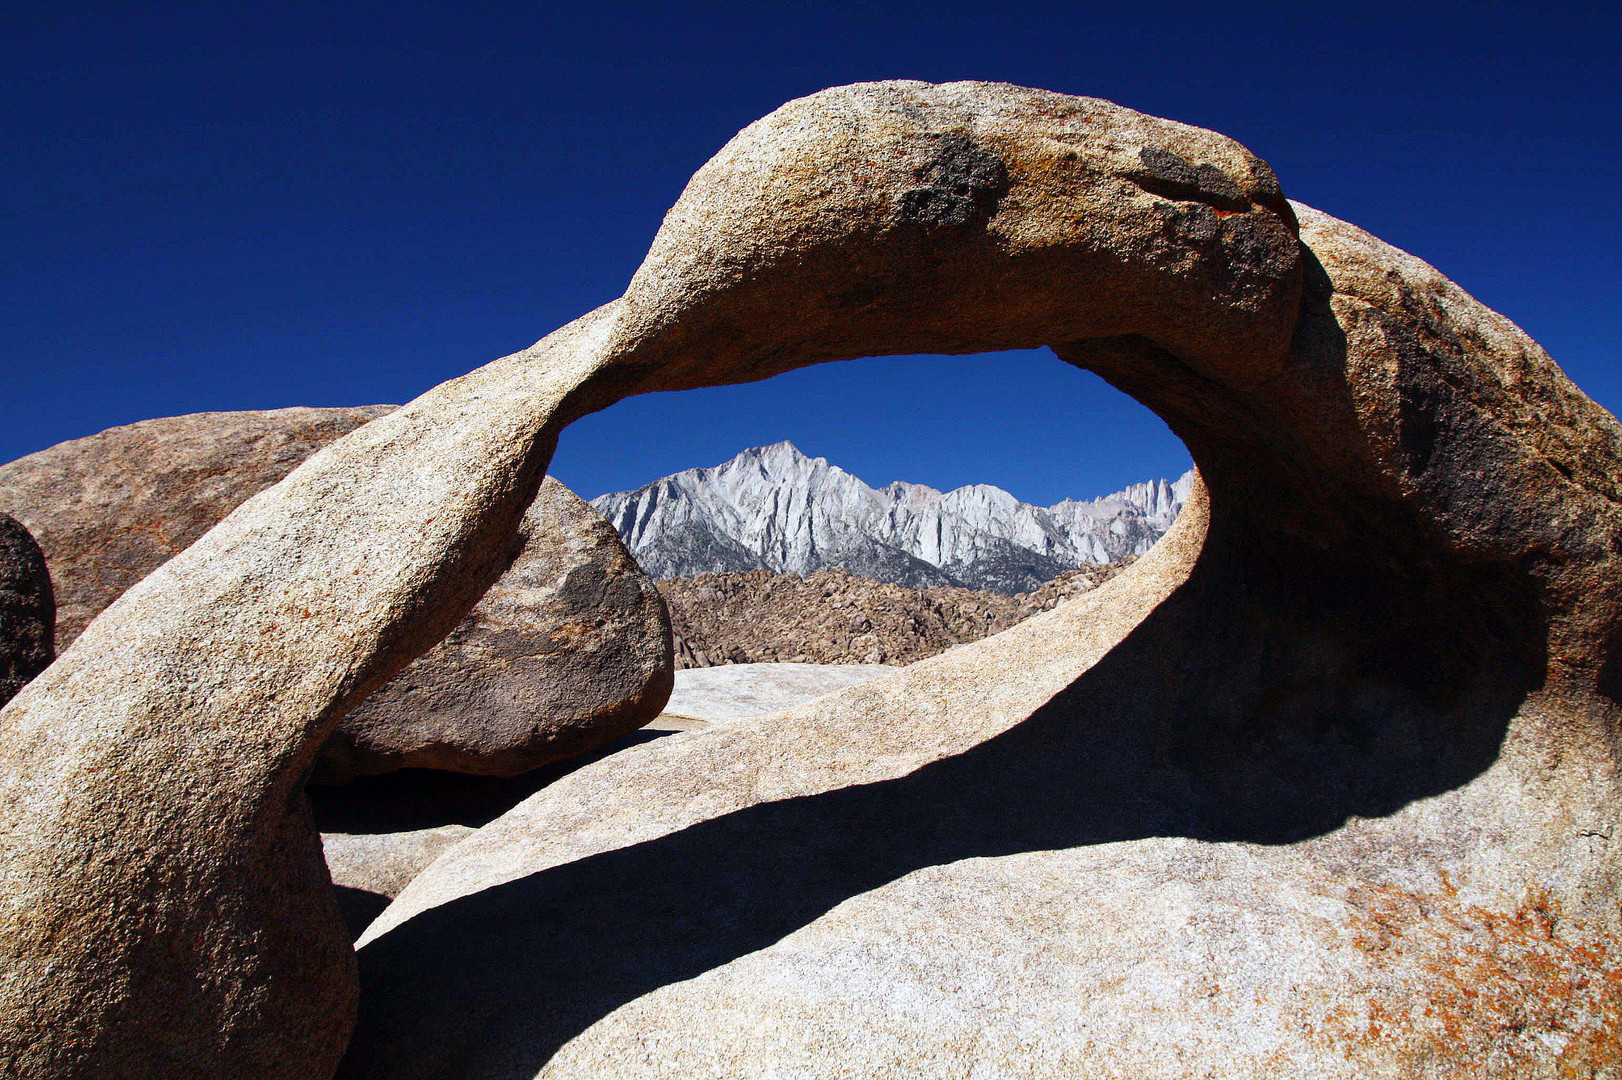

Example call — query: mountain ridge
[590,441,1193,595]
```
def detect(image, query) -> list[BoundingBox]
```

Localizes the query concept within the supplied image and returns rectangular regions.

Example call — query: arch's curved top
[600,79,1303,393]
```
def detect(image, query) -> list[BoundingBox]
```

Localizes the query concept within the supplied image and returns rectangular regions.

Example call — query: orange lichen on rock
[1320,881,1622,1076]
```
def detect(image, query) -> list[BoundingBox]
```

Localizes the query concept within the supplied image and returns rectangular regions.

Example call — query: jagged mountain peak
[724,440,809,471]
[590,445,1193,595]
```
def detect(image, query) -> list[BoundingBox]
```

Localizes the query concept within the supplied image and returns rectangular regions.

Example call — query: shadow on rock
[333,887,393,941]
[308,729,679,835]
[341,533,1545,1079]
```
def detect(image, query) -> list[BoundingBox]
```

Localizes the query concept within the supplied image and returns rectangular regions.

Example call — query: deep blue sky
[4,2,1617,505]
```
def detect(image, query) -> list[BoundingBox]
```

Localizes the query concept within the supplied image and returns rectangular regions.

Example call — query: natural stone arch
[2,81,1618,1079]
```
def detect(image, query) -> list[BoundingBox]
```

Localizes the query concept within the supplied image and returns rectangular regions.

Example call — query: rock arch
[2,81,1618,1079]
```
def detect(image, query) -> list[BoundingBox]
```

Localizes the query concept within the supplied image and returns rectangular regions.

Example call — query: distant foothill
[659,561,1130,668]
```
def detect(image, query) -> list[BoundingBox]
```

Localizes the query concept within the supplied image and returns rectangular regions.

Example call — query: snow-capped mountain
[590,442,1194,595]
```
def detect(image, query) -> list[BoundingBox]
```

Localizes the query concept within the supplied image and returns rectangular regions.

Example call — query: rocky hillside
[592,441,1190,594]
[657,561,1129,668]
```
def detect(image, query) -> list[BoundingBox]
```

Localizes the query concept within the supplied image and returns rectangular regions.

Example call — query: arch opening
[540,311,1550,824]
[549,347,1192,513]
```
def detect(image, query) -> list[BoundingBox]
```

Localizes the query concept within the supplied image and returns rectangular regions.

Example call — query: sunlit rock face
[4,80,1619,1080]
[592,439,1193,593]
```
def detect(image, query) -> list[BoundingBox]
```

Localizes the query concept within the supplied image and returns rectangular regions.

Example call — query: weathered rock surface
[659,663,893,724]
[593,440,1188,593]
[5,80,1619,1080]
[318,475,674,781]
[0,515,53,707]
[0,406,394,646]
[660,562,1128,667]
[0,410,674,781]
